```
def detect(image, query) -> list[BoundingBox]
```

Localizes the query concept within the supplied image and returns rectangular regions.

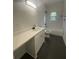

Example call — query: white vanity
[13,27,45,59]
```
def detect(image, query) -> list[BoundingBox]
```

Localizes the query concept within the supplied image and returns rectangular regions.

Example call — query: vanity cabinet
[14,28,45,59]
[25,30,45,59]
[34,30,45,58]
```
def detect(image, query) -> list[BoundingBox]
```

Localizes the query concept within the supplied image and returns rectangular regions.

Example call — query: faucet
[32,24,36,29]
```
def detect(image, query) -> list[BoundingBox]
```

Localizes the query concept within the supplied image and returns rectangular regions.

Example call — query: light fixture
[26,0,37,8]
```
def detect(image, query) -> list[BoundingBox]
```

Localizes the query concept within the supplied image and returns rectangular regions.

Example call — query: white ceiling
[13,0,65,8]
[40,0,64,7]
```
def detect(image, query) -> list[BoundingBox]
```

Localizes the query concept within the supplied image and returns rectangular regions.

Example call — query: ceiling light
[26,0,36,8]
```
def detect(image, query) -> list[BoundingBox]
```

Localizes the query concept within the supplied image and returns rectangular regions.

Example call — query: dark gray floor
[21,34,66,59]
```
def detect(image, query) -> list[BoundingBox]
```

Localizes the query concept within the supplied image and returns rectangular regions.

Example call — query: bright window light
[50,12,57,21]
[51,12,56,16]
[26,0,36,8]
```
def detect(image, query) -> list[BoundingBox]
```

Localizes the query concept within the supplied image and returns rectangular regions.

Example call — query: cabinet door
[25,38,35,58]
[35,30,45,55]
[14,42,27,59]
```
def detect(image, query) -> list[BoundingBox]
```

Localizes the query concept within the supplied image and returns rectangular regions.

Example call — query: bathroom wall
[63,18,66,44]
[46,1,65,36]
[63,0,66,44]
[46,1,66,44]
[13,0,45,35]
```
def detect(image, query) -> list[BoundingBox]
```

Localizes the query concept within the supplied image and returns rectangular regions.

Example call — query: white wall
[13,0,45,35]
[46,1,64,36]
[63,0,66,44]
[46,1,66,44]
[63,18,66,44]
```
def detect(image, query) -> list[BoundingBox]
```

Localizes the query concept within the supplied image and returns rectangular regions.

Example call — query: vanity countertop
[13,27,45,51]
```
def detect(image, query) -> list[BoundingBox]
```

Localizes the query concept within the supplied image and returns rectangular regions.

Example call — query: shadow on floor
[21,34,66,59]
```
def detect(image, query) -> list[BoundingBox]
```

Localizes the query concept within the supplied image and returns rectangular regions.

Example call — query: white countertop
[13,27,45,51]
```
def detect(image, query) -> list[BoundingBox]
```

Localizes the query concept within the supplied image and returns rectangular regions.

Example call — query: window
[50,12,57,21]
